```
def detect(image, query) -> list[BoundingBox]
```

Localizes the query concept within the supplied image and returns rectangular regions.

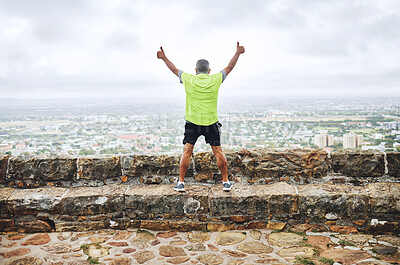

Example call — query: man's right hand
[224,42,245,76]
[157,46,166,59]
[236,42,245,54]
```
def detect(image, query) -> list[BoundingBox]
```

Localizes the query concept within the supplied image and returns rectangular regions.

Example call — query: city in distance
[0,95,399,156]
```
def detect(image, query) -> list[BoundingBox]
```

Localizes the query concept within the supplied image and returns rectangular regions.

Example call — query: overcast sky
[0,0,399,100]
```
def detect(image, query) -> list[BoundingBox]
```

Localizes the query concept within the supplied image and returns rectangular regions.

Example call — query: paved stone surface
[268,232,304,247]
[215,232,247,246]
[236,241,273,254]
[277,246,314,258]
[336,234,374,247]
[306,235,334,250]
[320,249,372,265]
[0,229,399,264]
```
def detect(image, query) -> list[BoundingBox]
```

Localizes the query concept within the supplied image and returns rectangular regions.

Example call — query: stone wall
[0,149,399,234]
[1,183,399,234]
[0,149,399,188]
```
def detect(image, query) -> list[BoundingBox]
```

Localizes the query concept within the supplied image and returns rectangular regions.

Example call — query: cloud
[0,0,399,99]
[104,31,140,51]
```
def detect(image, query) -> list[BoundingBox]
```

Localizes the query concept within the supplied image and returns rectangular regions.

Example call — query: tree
[79,149,95,155]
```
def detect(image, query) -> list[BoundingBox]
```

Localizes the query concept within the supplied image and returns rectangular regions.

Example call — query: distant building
[356,134,363,146]
[343,133,363,148]
[373,133,384,140]
[327,135,334,146]
[386,121,400,130]
[343,134,356,148]
[362,142,385,151]
[314,134,326,148]
[314,133,334,148]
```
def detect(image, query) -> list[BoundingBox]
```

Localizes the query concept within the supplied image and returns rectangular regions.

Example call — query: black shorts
[183,121,222,146]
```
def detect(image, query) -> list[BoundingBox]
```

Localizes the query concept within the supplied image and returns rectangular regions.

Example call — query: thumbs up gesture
[236,42,245,54]
[157,46,166,59]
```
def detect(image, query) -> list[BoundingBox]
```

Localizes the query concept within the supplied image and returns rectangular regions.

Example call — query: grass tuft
[288,229,306,236]
[338,239,355,246]
[136,229,154,236]
[80,243,90,251]
[87,256,100,264]
[295,256,315,265]
[318,257,335,265]
[298,242,313,248]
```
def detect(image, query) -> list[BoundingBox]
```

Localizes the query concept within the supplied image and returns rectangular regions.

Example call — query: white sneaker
[223,182,233,191]
[174,183,185,192]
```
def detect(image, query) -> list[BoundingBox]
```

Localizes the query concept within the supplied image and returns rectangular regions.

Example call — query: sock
[223,181,230,184]
[178,181,184,185]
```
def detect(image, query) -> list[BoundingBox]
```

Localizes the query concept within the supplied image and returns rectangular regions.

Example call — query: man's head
[195,59,210,74]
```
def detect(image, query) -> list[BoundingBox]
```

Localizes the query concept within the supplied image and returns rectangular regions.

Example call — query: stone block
[125,185,208,216]
[140,220,206,231]
[139,175,163,184]
[122,154,185,178]
[266,222,287,230]
[7,156,77,181]
[78,155,121,180]
[331,151,385,177]
[0,219,15,231]
[387,152,400,178]
[365,221,400,234]
[61,184,126,215]
[298,184,369,221]
[7,187,67,215]
[193,151,239,178]
[18,220,53,233]
[207,223,236,232]
[55,221,106,232]
[245,221,267,229]
[209,182,297,218]
[367,183,400,220]
[329,225,358,234]
[0,155,10,184]
[238,148,328,183]
[229,215,254,223]
[0,187,14,215]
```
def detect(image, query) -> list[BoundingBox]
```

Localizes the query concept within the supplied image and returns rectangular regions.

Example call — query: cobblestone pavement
[1,229,399,265]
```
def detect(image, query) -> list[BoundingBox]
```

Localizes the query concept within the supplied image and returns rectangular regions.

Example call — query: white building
[314,134,335,148]
[327,135,334,146]
[343,133,363,148]
[343,134,356,148]
[386,121,400,130]
[314,134,327,148]
[356,135,363,146]
[373,133,384,140]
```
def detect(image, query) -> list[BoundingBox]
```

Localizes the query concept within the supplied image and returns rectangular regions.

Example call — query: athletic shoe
[174,183,185,192]
[223,182,233,191]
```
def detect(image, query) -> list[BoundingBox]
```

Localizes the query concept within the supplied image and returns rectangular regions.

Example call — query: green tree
[79,149,95,155]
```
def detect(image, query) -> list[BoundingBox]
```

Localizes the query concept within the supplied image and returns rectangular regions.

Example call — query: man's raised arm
[157,46,179,76]
[224,42,245,76]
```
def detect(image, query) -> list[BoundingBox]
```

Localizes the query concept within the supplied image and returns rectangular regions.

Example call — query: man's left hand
[157,46,166,59]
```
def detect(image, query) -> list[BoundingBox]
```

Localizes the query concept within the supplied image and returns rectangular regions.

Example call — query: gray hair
[196,59,209,73]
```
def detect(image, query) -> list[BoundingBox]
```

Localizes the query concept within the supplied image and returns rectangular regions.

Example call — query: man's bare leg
[179,143,194,182]
[211,145,229,183]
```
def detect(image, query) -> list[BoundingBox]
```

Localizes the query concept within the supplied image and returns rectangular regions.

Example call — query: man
[157,42,245,192]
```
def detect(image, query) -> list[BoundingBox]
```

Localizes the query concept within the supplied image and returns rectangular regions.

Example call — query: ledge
[1,149,399,188]
[1,182,399,233]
